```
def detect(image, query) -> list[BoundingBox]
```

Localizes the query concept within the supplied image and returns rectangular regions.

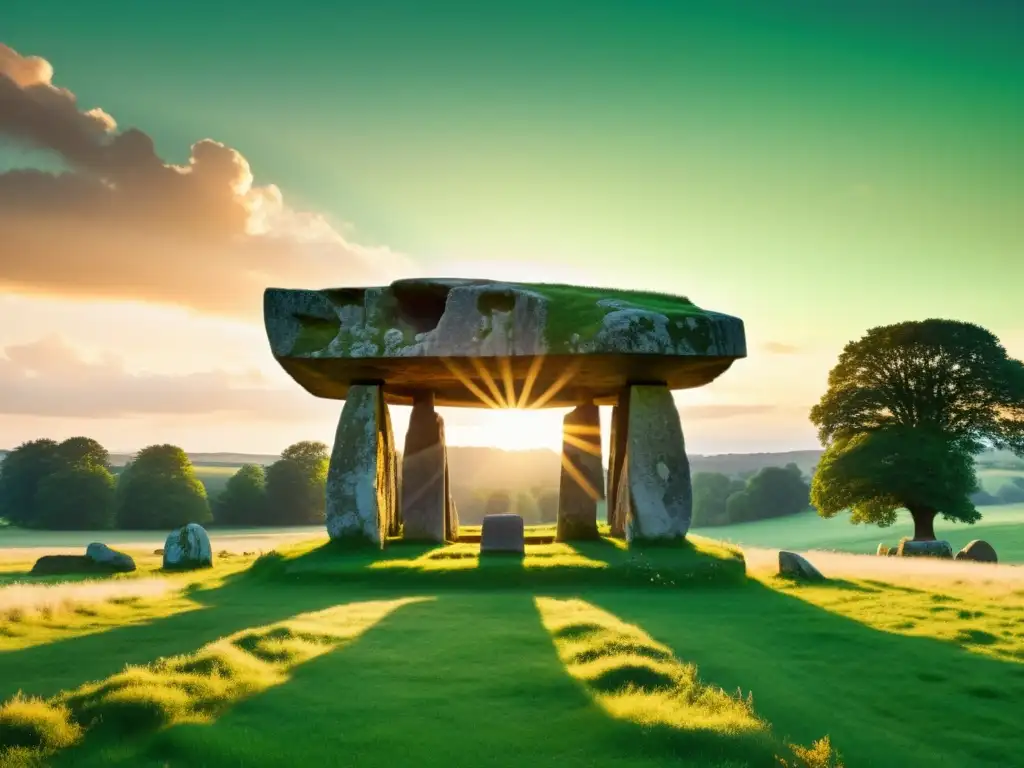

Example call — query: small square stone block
[480,514,525,555]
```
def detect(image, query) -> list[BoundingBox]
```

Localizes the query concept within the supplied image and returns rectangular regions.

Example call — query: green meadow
[1,529,1022,767]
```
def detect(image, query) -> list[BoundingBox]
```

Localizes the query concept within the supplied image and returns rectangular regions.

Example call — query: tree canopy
[264,442,329,525]
[116,444,211,530]
[810,320,1024,452]
[214,463,268,526]
[691,466,809,527]
[35,465,117,530]
[0,439,60,527]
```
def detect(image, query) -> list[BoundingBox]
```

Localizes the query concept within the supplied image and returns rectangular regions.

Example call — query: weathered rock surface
[402,393,458,543]
[85,542,136,573]
[557,403,603,541]
[163,523,213,569]
[480,513,525,555]
[954,540,998,563]
[265,279,746,407]
[325,384,398,546]
[896,539,953,559]
[31,555,102,575]
[778,551,825,581]
[613,385,692,543]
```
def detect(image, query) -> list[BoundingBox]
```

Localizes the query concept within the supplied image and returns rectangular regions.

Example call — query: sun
[456,407,567,452]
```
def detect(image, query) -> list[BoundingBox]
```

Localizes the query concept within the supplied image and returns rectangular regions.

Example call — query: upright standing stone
[557,402,604,541]
[615,385,692,544]
[606,395,629,538]
[326,384,398,547]
[402,392,458,542]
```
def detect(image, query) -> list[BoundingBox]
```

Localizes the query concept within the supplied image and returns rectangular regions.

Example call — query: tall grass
[1,579,175,624]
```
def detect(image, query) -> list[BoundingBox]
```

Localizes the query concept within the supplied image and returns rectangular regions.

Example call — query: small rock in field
[778,551,825,581]
[85,542,136,573]
[954,540,998,563]
[896,539,953,559]
[480,514,525,555]
[163,523,214,570]
[153,548,164,555]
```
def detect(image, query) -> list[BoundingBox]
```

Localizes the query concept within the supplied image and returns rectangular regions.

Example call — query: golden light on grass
[0,598,426,764]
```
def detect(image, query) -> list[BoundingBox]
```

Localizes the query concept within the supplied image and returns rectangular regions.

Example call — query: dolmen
[264,278,746,549]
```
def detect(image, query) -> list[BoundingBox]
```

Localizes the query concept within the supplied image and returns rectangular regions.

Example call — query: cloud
[679,404,776,420]
[762,341,800,354]
[0,42,418,318]
[0,336,327,420]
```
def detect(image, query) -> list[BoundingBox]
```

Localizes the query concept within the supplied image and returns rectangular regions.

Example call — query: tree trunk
[908,506,938,541]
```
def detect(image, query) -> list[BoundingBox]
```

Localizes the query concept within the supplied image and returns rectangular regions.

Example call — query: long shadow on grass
[0,564,382,700]
[588,580,1024,768]
[51,593,788,768]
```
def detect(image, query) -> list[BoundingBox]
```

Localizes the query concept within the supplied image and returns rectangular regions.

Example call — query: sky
[0,0,1022,458]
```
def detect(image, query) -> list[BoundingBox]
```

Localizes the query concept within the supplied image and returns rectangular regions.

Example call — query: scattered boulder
[480,514,525,555]
[31,555,102,575]
[85,542,136,573]
[162,523,213,570]
[778,551,825,581]
[955,540,998,563]
[896,539,953,559]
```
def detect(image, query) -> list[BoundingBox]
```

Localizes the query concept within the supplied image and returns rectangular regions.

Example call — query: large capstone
[556,402,603,541]
[401,392,458,543]
[264,279,746,408]
[613,385,692,544]
[325,384,398,546]
[163,523,213,569]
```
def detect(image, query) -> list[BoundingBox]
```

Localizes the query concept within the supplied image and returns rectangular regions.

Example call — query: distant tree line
[0,437,329,531]
[969,477,1024,507]
[690,463,811,527]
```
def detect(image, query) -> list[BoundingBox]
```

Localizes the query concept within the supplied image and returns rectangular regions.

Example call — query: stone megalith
[402,392,458,543]
[86,542,136,573]
[557,402,604,541]
[325,384,398,547]
[163,523,213,569]
[481,513,525,555]
[606,396,629,538]
[613,385,692,543]
[896,538,953,559]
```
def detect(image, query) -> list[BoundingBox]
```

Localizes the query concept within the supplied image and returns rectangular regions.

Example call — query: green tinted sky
[1,0,1022,452]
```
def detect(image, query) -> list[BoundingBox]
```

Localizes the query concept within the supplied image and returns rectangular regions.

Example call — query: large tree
[810,320,1024,539]
[116,444,211,529]
[264,441,329,525]
[0,439,60,527]
[214,464,268,526]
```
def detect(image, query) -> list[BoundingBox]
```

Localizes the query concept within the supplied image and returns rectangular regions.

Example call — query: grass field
[1,529,1023,767]
[697,504,1024,564]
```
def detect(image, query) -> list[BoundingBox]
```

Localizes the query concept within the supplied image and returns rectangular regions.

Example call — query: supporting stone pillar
[325,384,398,547]
[615,385,692,544]
[556,401,604,541]
[401,391,458,543]
[606,393,629,538]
